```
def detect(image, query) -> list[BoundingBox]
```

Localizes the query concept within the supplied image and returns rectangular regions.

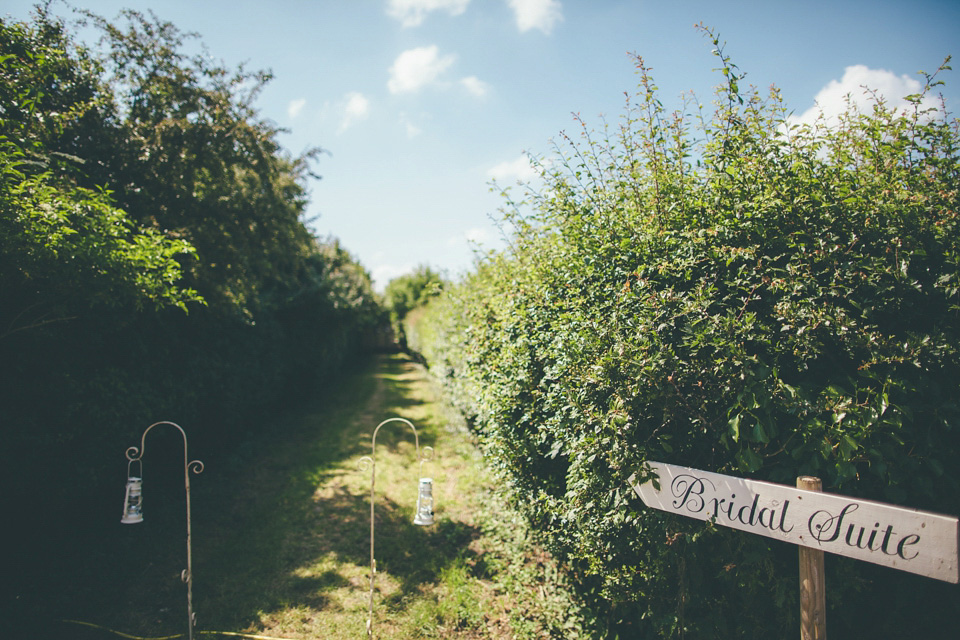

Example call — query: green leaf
[728,413,741,442]
[737,448,762,472]
[839,435,858,458]
[836,461,857,480]
[751,422,769,444]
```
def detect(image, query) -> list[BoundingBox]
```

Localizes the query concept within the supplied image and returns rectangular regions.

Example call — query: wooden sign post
[797,476,826,640]
[629,462,960,637]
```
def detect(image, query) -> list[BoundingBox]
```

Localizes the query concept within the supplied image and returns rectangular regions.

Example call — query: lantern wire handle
[126,457,142,480]
[419,445,434,479]
[358,417,435,639]
[123,421,203,640]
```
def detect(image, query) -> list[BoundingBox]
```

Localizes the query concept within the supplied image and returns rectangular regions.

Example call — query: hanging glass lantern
[122,476,143,524]
[413,477,434,526]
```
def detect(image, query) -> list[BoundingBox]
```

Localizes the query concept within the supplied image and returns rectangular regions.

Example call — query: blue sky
[6,0,959,289]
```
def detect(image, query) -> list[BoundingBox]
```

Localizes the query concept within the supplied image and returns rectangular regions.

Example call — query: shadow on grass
[6,353,474,639]
[366,367,439,454]
[311,482,481,590]
[188,353,478,632]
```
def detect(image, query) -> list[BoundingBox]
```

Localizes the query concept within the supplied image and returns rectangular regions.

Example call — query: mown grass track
[17,353,588,640]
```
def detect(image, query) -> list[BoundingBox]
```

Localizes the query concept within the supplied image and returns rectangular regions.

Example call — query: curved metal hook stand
[358,418,434,638]
[124,421,203,640]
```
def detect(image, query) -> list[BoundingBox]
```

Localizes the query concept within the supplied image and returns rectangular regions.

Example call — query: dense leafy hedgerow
[384,264,447,349]
[1,8,381,540]
[414,29,960,638]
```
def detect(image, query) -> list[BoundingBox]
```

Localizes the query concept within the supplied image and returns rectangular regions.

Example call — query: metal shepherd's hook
[121,421,204,640]
[357,417,435,639]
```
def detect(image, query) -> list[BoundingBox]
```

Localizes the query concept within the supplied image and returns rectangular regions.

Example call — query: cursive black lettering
[808,503,858,544]
[709,497,725,520]
[758,506,774,528]
[737,494,760,526]
[775,500,794,533]
[867,523,880,551]
[724,494,738,520]
[880,524,897,555]
[806,505,921,561]
[897,534,920,560]
[671,475,712,514]
[844,521,886,551]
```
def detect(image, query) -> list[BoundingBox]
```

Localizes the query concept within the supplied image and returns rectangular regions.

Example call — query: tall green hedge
[415,32,960,638]
[1,8,382,536]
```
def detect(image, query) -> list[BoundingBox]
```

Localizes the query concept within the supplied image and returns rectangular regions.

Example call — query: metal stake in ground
[121,421,204,640]
[357,417,435,638]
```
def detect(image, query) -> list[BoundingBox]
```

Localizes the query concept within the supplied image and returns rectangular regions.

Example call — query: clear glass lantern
[122,476,143,524]
[414,477,434,526]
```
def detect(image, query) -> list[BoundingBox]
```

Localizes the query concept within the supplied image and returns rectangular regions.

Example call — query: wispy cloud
[465,227,492,244]
[446,228,491,254]
[400,113,423,138]
[388,45,457,94]
[507,0,563,34]
[790,65,940,128]
[387,0,471,27]
[339,91,370,132]
[447,227,504,258]
[460,75,491,97]
[488,154,537,183]
[287,98,307,119]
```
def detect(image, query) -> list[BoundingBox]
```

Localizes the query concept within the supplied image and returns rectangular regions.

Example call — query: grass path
[44,352,587,639]
[196,352,499,638]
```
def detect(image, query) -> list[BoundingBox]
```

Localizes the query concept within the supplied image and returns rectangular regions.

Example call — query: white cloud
[465,227,492,243]
[460,75,491,97]
[507,0,563,34]
[372,263,414,292]
[387,0,470,27]
[399,112,424,138]
[405,121,423,138]
[790,65,940,128]
[288,98,307,119]
[447,227,490,247]
[388,46,456,94]
[488,155,538,183]
[339,92,370,132]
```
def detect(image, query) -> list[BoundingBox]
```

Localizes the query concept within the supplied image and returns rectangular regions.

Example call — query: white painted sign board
[629,461,959,583]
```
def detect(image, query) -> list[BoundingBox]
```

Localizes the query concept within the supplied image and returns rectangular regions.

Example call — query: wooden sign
[629,461,959,583]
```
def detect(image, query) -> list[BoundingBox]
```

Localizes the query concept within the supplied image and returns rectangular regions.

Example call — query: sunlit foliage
[417,27,959,638]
